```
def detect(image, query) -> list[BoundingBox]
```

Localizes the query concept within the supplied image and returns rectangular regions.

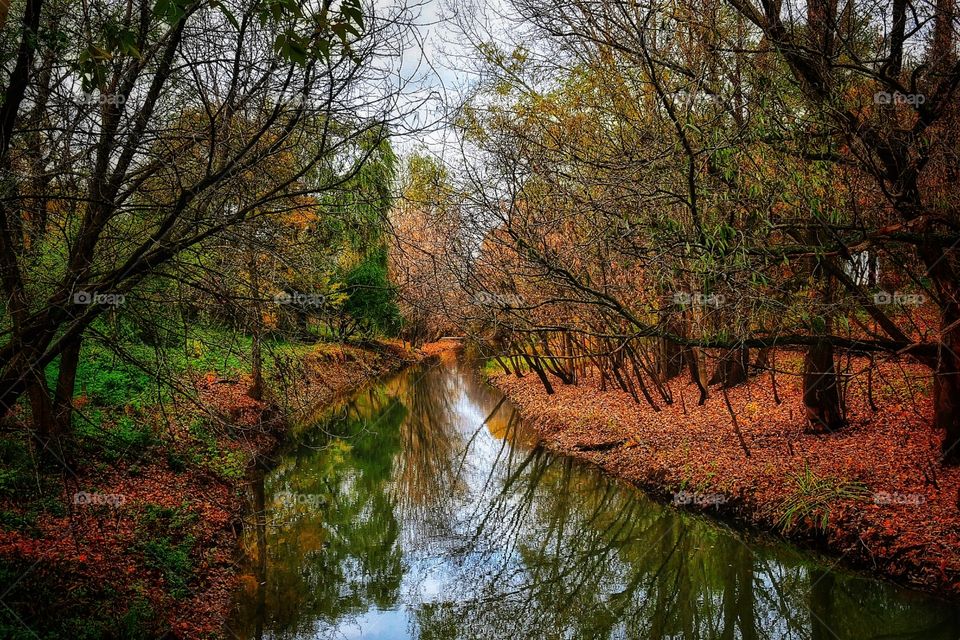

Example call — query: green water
[226,358,960,639]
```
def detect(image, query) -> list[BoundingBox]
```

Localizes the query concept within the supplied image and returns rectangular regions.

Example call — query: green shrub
[0,559,159,639]
[185,419,248,480]
[339,248,402,337]
[166,450,187,472]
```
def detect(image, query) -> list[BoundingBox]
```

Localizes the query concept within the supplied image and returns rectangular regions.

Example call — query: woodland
[0,0,958,635]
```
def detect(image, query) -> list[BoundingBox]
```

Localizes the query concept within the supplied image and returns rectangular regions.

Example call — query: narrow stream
[227,357,960,639]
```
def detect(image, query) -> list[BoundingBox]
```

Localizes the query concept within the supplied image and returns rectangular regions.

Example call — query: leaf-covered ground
[489,352,960,597]
[0,340,442,639]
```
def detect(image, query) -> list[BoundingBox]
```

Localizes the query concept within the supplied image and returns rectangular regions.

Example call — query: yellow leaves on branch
[280,195,319,230]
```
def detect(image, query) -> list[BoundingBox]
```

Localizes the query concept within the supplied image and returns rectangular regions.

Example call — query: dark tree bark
[709,348,749,388]
[934,305,960,463]
[522,353,554,394]
[803,340,845,432]
[685,347,709,405]
[52,341,81,435]
[658,309,685,381]
[247,236,264,401]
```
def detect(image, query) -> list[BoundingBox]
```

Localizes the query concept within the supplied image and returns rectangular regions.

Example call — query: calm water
[227,357,960,639]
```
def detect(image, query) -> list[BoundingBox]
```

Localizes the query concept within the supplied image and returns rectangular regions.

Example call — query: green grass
[117,598,156,640]
[479,356,531,377]
[71,410,158,463]
[777,464,869,532]
[34,322,322,467]
[44,324,304,408]
[139,502,199,533]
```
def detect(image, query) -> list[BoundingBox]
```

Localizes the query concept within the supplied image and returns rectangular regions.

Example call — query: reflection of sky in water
[229,360,960,640]
[393,370,530,611]
[316,608,407,639]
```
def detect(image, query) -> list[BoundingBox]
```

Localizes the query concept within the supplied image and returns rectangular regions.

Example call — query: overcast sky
[387,0,519,161]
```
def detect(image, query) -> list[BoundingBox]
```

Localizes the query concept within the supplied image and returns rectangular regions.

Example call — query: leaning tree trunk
[522,353,554,394]
[685,347,709,405]
[803,339,845,432]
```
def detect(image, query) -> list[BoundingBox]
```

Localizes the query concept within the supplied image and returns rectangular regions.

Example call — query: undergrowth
[777,463,869,532]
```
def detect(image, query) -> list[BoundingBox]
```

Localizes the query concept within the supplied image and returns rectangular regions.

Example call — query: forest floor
[0,339,451,639]
[488,352,960,598]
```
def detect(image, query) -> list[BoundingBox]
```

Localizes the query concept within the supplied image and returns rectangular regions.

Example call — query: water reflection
[228,359,960,640]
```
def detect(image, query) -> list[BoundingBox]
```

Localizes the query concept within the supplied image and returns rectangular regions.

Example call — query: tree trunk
[753,347,771,371]
[929,0,958,76]
[658,309,685,381]
[936,305,960,463]
[686,347,709,405]
[28,376,54,441]
[522,354,554,394]
[27,347,61,462]
[709,348,749,388]
[247,236,264,401]
[915,235,960,462]
[803,339,845,432]
[659,337,685,381]
[249,332,264,401]
[52,340,81,434]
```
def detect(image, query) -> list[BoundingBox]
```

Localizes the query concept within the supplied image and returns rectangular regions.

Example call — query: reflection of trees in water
[456,361,538,449]
[391,360,537,547]
[413,438,960,640]
[229,361,960,640]
[391,363,467,545]
[228,388,409,639]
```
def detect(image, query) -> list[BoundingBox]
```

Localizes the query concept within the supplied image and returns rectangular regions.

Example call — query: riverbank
[0,339,448,639]
[487,352,960,598]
